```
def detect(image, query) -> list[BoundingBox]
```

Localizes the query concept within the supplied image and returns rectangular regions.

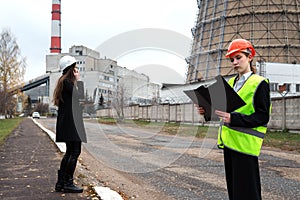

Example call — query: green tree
[0,29,26,118]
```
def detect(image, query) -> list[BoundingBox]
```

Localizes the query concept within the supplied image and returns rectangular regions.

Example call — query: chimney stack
[50,0,61,53]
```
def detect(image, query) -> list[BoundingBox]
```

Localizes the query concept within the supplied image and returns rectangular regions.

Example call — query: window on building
[286,84,291,92]
[108,70,114,75]
[296,84,300,92]
[100,89,105,93]
[75,50,82,55]
[278,83,291,93]
[270,83,278,92]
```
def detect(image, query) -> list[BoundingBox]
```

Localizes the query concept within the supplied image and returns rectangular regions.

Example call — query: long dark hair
[53,63,77,106]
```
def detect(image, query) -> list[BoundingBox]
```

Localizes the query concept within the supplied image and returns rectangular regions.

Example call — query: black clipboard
[184,75,246,121]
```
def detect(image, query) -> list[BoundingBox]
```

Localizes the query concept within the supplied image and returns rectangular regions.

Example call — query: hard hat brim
[62,63,76,75]
[225,49,254,58]
[225,49,240,58]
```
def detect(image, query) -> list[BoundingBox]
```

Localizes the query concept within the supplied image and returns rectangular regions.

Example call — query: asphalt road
[39,118,300,200]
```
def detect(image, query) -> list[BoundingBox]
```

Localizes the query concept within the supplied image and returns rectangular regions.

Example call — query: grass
[97,117,118,125]
[0,118,24,145]
[98,117,300,152]
[98,118,218,138]
[264,130,300,152]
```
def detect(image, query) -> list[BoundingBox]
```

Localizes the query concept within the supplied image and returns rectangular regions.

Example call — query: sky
[0,0,198,83]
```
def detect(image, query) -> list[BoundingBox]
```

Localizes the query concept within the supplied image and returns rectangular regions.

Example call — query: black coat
[55,80,87,143]
[230,77,270,128]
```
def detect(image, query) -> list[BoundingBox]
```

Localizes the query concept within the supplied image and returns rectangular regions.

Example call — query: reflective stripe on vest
[217,74,269,157]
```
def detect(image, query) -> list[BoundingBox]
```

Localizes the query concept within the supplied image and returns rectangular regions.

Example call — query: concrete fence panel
[269,96,300,131]
[96,96,300,131]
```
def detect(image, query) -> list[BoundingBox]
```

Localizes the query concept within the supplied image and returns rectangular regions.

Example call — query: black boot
[55,170,64,192]
[62,143,83,193]
[63,173,83,193]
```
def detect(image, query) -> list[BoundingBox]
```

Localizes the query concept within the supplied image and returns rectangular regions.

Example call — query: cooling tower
[186,0,300,82]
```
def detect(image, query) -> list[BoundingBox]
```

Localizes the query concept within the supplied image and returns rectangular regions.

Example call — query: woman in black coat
[53,55,87,193]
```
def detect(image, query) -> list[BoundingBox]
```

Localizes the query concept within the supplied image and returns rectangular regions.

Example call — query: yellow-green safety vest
[217,74,270,157]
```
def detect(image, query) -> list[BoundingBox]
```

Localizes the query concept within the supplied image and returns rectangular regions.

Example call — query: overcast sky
[0,0,198,83]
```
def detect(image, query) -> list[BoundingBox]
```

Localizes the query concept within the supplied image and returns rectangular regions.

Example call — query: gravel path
[39,118,300,199]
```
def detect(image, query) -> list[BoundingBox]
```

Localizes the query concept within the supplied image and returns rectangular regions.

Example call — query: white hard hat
[59,55,77,72]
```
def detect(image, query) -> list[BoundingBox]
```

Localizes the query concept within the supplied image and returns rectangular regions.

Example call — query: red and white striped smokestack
[50,0,61,53]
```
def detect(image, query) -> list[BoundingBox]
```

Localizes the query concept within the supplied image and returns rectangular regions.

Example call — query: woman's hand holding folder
[215,110,231,123]
[196,105,231,123]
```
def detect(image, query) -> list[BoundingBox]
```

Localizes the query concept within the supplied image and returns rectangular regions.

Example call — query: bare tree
[112,79,128,121]
[0,29,26,118]
[112,85,124,121]
[34,103,49,116]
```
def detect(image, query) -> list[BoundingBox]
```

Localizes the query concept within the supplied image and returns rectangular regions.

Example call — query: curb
[32,118,66,153]
[31,118,124,200]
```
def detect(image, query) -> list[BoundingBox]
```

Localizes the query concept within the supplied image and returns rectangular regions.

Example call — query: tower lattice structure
[186,0,300,83]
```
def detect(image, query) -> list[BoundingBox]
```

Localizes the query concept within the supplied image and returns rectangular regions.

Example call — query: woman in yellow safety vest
[197,38,271,200]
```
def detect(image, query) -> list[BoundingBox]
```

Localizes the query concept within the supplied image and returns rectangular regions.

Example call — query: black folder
[184,75,246,121]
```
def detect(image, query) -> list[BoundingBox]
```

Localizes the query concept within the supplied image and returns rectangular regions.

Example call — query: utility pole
[278,83,289,131]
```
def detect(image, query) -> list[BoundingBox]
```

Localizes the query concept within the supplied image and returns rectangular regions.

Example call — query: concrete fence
[96,96,300,131]
[97,103,204,124]
[268,96,300,131]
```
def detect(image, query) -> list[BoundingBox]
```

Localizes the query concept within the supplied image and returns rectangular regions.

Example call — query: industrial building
[46,45,160,109]
[160,62,300,105]
[23,0,160,113]
[160,0,300,103]
[22,0,300,112]
[259,62,300,97]
[45,0,160,110]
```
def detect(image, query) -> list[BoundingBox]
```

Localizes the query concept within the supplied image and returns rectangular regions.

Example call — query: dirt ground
[76,148,173,200]
[75,143,300,200]
[36,118,300,199]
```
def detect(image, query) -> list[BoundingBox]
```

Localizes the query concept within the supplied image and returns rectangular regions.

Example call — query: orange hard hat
[225,39,256,58]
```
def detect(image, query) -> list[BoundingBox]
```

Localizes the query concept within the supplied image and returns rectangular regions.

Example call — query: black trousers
[59,141,82,176]
[224,147,262,200]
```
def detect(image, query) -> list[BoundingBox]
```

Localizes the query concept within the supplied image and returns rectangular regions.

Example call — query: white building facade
[257,62,300,98]
[161,62,300,105]
[46,45,160,109]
